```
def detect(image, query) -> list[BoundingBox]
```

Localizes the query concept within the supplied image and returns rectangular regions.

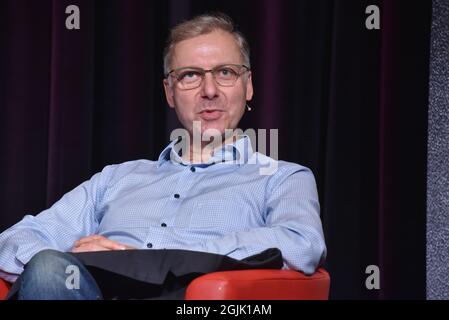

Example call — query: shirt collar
[157,134,253,168]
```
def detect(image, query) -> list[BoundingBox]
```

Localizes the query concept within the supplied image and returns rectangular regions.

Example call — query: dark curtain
[0,0,431,299]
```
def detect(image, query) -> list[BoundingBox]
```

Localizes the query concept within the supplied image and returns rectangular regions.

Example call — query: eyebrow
[173,63,240,70]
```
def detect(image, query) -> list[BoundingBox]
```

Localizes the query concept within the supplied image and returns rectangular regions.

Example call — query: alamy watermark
[365,264,380,290]
[65,265,80,290]
[365,5,380,30]
[170,121,279,175]
[65,5,80,30]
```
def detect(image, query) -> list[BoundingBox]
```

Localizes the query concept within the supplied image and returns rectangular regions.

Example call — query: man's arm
[191,166,326,275]
[0,165,116,279]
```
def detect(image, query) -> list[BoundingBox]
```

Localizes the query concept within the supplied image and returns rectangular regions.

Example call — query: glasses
[166,64,250,90]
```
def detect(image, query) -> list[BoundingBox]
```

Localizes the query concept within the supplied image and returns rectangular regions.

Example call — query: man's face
[163,30,253,138]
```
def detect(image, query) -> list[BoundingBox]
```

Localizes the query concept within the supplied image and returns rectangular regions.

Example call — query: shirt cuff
[0,270,18,283]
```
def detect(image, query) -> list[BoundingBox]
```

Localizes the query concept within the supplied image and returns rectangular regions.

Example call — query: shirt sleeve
[194,165,327,275]
[0,165,113,280]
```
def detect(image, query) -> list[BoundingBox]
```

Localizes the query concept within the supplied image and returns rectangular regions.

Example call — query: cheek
[231,106,245,124]
[224,105,244,130]
[228,92,246,115]
[173,94,195,116]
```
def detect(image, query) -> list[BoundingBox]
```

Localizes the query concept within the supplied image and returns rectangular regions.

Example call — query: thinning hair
[163,13,251,76]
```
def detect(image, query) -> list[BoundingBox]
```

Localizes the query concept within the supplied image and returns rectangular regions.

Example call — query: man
[0,13,326,299]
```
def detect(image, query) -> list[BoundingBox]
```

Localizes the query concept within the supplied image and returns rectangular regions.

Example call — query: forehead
[171,30,243,69]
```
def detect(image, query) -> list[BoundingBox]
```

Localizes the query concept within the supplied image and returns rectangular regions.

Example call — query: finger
[71,243,113,253]
[74,235,104,247]
[96,238,128,250]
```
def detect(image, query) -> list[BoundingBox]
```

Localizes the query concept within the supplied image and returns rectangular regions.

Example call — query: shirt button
[190,167,196,172]
[146,243,153,248]
[174,194,180,199]
[161,223,167,227]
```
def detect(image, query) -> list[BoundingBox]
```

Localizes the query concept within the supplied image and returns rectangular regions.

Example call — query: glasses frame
[166,64,251,90]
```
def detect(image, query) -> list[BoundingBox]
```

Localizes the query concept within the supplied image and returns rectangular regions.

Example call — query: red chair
[185,268,330,300]
[0,278,11,300]
[0,268,329,300]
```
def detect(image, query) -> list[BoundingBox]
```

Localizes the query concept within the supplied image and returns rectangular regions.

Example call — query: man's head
[163,13,253,139]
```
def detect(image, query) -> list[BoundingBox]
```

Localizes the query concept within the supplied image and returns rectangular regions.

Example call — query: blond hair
[163,13,250,75]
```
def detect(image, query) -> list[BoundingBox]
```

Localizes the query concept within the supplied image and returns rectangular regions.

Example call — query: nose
[200,72,218,99]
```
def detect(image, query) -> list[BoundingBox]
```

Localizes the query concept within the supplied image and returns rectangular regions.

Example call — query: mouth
[199,109,224,121]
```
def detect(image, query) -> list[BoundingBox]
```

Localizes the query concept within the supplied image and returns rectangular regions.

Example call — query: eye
[179,70,201,81]
[218,67,237,77]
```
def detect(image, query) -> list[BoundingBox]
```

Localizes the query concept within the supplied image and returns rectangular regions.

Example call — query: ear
[163,78,175,108]
[245,71,254,101]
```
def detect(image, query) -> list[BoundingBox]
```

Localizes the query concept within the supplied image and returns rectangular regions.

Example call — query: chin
[202,126,226,138]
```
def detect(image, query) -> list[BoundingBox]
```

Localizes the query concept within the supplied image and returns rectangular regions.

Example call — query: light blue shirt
[0,135,326,282]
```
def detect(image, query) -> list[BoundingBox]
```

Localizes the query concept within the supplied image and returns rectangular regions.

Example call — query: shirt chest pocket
[188,199,248,232]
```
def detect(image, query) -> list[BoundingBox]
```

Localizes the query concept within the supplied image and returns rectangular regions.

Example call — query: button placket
[160,165,199,234]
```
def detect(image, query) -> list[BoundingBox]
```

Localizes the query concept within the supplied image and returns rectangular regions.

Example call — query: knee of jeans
[25,249,70,276]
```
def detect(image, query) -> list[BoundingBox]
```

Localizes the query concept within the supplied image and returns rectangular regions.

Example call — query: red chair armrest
[0,278,11,300]
[185,268,330,300]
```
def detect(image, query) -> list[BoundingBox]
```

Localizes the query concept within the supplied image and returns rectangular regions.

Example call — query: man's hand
[71,235,136,253]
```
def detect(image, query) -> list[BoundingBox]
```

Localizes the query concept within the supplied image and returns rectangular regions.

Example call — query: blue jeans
[10,249,103,300]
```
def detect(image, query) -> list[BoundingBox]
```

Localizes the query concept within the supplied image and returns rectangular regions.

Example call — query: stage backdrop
[0,0,431,299]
